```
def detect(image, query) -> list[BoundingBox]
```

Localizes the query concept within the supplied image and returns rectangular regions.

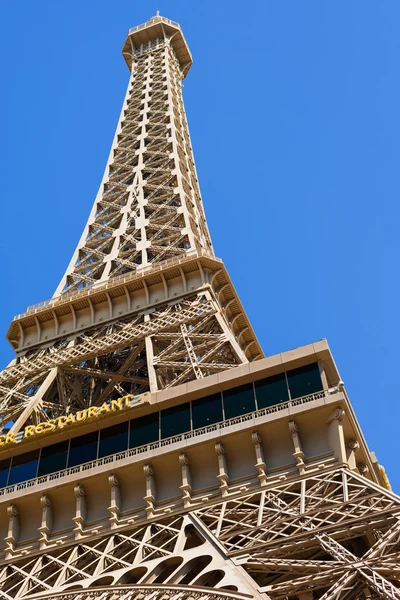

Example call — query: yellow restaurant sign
[0,394,145,448]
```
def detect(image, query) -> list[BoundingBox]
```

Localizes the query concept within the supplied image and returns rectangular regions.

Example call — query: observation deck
[122,14,193,77]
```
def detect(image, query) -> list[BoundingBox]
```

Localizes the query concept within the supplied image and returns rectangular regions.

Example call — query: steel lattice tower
[2,15,261,433]
[0,13,399,600]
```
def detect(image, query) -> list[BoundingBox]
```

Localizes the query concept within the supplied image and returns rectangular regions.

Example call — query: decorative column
[179,453,193,508]
[144,464,156,518]
[357,462,369,477]
[288,421,306,475]
[251,431,267,486]
[215,442,229,497]
[73,484,87,539]
[346,438,359,470]
[108,474,121,529]
[38,494,53,549]
[5,504,19,559]
[327,408,347,464]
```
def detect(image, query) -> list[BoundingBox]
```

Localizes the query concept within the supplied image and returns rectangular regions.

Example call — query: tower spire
[3,14,262,434]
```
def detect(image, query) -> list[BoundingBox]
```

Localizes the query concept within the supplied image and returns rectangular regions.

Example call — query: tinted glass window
[223,383,256,419]
[255,373,289,408]
[130,412,159,449]
[98,422,129,458]
[0,458,10,488]
[287,363,322,399]
[9,450,39,485]
[192,394,223,429]
[161,403,190,439]
[68,431,99,467]
[38,441,69,476]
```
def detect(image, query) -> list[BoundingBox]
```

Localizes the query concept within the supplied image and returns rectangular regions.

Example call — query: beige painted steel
[0,12,397,600]
[0,14,264,433]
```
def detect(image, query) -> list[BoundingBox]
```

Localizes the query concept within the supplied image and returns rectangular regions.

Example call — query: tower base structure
[0,340,397,600]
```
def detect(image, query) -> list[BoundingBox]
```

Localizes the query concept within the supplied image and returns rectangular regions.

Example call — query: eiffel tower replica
[0,13,398,600]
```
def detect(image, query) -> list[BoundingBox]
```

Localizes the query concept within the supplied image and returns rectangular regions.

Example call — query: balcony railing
[36,584,250,600]
[128,16,181,36]
[13,251,220,320]
[0,390,327,497]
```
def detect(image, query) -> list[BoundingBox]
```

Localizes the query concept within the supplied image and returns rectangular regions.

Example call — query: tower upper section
[54,14,212,297]
[122,14,193,78]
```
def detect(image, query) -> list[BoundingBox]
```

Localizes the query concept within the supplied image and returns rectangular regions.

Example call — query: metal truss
[0,292,244,433]
[0,468,399,599]
[195,468,400,599]
[0,514,253,600]
[0,18,254,433]
[55,35,212,297]
[28,588,252,600]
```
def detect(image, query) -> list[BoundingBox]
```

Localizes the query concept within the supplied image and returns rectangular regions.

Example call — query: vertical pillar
[346,438,359,470]
[73,484,87,539]
[108,474,121,529]
[289,421,306,475]
[145,319,158,393]
[38,494,53,549]
[318,361,328,390]
[252,432,267,486]
[327,408,347,464]
[144,464,156,517]
[215,442,229,497]
[179,453,192,508]
[5,504,19,559]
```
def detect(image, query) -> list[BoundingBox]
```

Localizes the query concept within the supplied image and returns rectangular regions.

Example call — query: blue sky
[1,1,399,490]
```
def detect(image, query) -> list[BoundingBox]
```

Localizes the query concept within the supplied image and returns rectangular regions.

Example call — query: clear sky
[1,1,399,490]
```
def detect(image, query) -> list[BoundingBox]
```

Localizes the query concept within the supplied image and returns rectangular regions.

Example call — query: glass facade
[255,373,289,408]
[0,459,10,488]
[286,363,322,399]
[223,383,256,419]
[161,403,191,439]
[8,450,39,485]
[99,422,129,458]
[38,441,68,476]
[130,412,159,449]
[68,431,99,467]
[0,362,324,488]
[192,394,223,429]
